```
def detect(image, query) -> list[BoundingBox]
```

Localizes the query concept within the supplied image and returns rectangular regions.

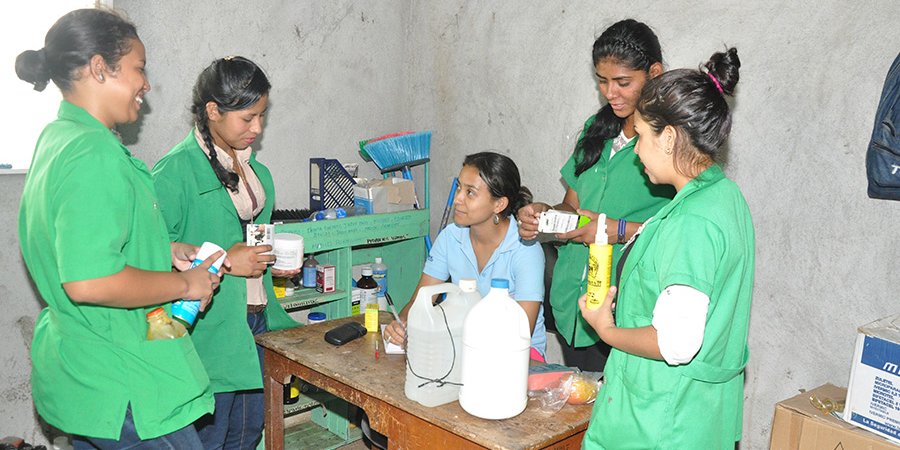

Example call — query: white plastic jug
[458,278,531,419]
[405,281,480,407]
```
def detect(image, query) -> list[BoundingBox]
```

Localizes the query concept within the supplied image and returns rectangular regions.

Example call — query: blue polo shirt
[424,220,547,355]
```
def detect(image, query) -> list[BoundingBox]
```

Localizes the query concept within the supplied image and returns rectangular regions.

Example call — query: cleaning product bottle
[586,213,613,310]
[405,282,479,407]
[146,307,187,340]
[357,267,378,318]
[171,242,227,328]
[302,254,319,288]
[458,278,531,419]
[371,257,388,309]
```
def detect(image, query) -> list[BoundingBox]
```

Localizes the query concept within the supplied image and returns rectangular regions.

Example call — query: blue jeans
[195,311,267,450]
[73,406,203,450]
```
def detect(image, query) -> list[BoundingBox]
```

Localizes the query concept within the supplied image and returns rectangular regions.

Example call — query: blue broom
[362,131,432,251]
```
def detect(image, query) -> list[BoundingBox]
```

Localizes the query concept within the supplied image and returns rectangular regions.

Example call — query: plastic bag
[528,372,601,413]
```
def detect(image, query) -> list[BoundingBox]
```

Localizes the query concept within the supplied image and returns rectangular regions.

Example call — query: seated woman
[384,151,546,359]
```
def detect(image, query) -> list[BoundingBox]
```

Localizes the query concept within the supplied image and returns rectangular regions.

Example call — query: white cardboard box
[843,313,900,444]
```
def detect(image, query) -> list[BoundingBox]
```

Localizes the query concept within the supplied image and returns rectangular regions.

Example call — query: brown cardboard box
[770,383,900,449]
[353,177,416,214]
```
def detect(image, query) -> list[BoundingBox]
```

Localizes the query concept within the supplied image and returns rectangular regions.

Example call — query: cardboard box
[844,314,900,443]
[353,177,416,214]
[770,383,900,449]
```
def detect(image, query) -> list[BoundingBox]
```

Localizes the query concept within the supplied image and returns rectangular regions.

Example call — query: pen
[374,335,380,360]
[384,292,404,327]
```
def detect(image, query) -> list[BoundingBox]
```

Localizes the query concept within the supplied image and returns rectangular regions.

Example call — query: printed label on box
[845,328,900,443]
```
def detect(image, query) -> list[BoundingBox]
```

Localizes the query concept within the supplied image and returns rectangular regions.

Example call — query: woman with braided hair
[579,47,752,449]
[152,56,297,450]
[517,19,674,372]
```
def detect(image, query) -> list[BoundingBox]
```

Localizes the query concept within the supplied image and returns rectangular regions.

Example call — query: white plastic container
[272,233,303,270]
[405,282,480,407]
[458,278,531,419]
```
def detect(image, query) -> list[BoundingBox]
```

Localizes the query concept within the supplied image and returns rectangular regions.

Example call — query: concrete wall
[3,1,900,448]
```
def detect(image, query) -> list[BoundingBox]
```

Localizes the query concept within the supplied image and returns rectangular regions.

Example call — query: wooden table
[257,312,592,450]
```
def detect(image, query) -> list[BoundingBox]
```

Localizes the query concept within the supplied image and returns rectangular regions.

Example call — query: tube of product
[585,214,613,310]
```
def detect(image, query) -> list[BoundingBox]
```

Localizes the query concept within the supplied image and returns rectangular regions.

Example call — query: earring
[493,214,500,225]
[98,73,104,82]
[665,146,673,155]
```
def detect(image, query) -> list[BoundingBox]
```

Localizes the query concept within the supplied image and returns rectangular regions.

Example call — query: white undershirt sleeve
[651,284,710,365]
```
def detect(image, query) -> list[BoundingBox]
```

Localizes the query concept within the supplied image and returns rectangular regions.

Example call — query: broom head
[363,131,431,172]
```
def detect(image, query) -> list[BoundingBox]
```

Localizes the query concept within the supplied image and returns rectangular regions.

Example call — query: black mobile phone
[324,322,367,346]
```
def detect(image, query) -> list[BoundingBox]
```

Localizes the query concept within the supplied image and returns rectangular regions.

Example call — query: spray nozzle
[595,214,608,245]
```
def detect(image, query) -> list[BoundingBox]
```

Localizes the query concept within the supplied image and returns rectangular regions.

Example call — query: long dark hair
[574,19,663,176]
[191,56,271,192]
[463,152,533,217]
[637,48,741,177]
[16,8,138,92]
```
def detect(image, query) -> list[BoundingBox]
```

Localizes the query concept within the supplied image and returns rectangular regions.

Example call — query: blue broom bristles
[363,131,431,173]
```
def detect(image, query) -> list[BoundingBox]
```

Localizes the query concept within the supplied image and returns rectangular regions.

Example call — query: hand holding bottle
[179,250,226,311]
[225,242,274,278]
[515,202,550,241]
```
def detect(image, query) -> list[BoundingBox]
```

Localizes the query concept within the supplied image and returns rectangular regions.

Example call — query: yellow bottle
[586,214,613,310]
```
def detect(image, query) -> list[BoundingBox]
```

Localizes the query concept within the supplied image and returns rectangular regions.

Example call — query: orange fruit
[566,375,598,405]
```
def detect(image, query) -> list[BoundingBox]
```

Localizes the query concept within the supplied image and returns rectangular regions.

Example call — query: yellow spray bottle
[586,214,613,310]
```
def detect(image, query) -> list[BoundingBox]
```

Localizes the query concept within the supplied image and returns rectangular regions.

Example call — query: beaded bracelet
[617,218,627,244]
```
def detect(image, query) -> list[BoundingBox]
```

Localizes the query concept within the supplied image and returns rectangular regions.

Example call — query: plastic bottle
[307,312,326,324]
[586,213,613,310]
[357,266,379,315]
[372,257,388,309]
[404,282,479,407]
[146,307,187,340]
[171,242,227,328]
[302,254,319,288]
[458,278,531,419]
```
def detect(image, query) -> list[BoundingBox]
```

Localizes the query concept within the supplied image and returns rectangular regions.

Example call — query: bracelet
[617,219,627,244]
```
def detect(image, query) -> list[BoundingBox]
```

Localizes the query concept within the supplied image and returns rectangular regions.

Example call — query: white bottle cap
[375,257,382,264]
[362,266,373,276]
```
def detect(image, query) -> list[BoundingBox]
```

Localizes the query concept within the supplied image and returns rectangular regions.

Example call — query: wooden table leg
[264,349,291,450]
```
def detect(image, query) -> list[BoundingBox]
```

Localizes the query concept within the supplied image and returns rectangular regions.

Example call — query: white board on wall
[1,0,109,174]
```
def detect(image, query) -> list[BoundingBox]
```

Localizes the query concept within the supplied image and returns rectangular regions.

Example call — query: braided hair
[574,19,663,176]
[191,56,270,192]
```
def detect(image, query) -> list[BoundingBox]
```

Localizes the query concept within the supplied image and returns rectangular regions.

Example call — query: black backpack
[866,52,900,200]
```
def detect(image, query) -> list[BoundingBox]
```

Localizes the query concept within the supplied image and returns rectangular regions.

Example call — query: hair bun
[703,47,740,96]
[15,48,51,92]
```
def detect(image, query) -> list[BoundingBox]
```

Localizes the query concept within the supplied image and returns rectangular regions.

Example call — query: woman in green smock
[15,9,223,449]
[517,19,674,372]
[578,48,753,449]
[153,56,297,450]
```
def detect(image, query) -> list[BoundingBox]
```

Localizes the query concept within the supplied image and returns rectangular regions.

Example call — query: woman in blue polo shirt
[383,152,546,358]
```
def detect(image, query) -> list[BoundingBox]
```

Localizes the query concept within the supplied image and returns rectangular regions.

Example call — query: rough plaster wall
[0,175,45,443]
[405,1,900,449]
[117,0,410,208]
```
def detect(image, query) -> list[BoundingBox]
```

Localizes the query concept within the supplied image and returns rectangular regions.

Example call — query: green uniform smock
[152,132,297,394]
[552,115,674,347]
[583,164,755,449]
[18,102,213,440]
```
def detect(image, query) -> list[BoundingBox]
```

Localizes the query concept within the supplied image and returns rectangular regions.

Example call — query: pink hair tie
[707,72,724,94]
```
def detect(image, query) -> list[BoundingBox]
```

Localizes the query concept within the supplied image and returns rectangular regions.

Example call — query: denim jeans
[195,310,267,450]
[73,406,203,450]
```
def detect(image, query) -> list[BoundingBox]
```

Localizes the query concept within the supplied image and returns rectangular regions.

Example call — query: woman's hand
[179,250,226,311]
[516,202,551,240]
[383,319,407,349]
[558,209,616,245]
[170,242,232,273]
[224,243,274,278]
[578,287,617,342]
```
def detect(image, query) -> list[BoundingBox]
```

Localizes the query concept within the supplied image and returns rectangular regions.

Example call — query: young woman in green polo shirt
[516,19,674,372]
[152,56,298,450]
[16,8,224,450]
[578,48,753,449]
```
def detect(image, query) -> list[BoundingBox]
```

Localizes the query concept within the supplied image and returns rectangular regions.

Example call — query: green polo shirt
[584,164,755,448]
[551,114,674,347]
[152,131,297,394]
[18,101,213,440]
